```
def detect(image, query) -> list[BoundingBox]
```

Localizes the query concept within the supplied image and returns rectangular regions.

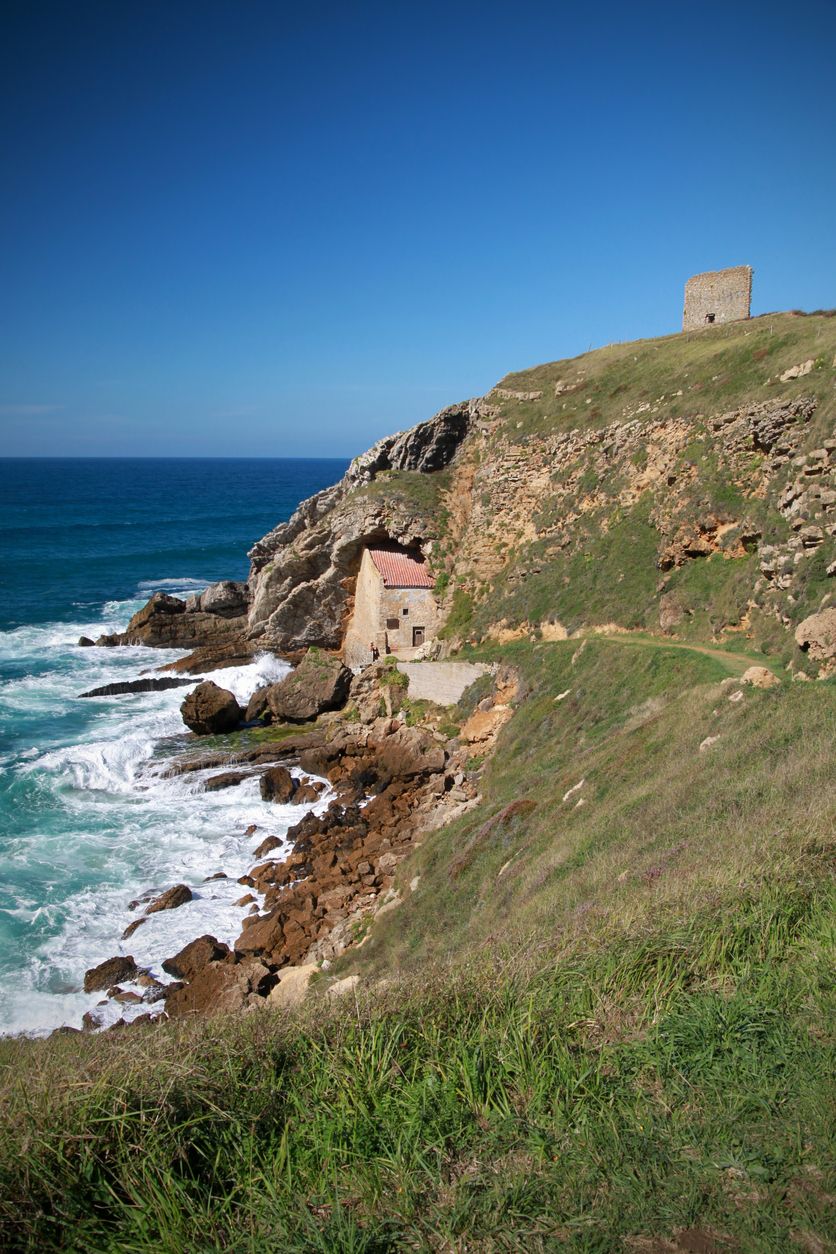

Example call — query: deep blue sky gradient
[1,0,834,456]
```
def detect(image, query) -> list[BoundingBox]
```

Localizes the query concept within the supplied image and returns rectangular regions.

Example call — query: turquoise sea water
[0,458,347,1034]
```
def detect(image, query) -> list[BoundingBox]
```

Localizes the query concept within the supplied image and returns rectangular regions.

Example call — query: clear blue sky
[1,0,834,457]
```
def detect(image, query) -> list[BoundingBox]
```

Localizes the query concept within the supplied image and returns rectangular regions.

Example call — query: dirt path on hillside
[574,631,779,676]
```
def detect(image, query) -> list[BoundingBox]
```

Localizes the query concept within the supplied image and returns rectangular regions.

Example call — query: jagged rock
[121,918,146,940]
[181,681,242,735]
[95,585,250,662]
[162,934,231,981]
[198,580,248,616]
[252,834,283,858]
[203,771,247,791]
[265,653,351,722]
[84,955,138,993]
[795,608,836,668]
[79,676,199,698]
[245,687,272,723]
[145,884,192,914]
[164,958,275,1018]
[77,636,95,647]
[260,765,297,803]
[246,400,480,651]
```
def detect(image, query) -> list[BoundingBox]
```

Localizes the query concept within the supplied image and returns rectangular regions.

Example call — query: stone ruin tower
[682,265,753,331]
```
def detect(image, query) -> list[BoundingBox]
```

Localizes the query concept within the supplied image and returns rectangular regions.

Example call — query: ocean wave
[0,633,305,1036]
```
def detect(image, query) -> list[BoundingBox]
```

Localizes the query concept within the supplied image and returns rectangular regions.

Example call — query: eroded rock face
[795,608,836,671]
[94,584,251,667]
[181,681,242,735]
[163,957,275,1018]
[246,400,480,651]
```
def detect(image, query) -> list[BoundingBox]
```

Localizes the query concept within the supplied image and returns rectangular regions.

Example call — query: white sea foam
[0,594,322,1037]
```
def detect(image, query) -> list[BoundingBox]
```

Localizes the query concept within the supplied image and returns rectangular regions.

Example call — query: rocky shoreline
[70,616,512,1034]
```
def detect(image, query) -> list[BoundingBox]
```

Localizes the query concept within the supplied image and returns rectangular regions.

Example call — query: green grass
[0,865,832,1251]
[491,313,836,442]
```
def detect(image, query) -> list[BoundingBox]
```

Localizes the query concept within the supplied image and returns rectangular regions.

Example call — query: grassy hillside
[425,312,836,673]
[1,641,833,1251]
[1,317,834,1251]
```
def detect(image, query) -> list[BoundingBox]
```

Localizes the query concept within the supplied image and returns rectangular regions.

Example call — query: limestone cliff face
[244,313,836,675]
[246,401,481,651]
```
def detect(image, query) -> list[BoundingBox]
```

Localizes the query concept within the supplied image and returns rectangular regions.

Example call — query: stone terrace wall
[683,265,752,331]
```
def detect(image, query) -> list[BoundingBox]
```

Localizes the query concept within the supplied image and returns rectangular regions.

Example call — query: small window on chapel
[402,607,409,616]
[706,313,716,324]
[386,617,399,631]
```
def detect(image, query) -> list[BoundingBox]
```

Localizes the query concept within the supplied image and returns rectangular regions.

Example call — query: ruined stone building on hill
[683,265,753,331]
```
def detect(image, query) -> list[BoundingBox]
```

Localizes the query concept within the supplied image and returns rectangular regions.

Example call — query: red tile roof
[368,546,434,589]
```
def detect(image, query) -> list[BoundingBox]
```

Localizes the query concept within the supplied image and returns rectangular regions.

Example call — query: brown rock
[164,958,275,1018]
[252,834,282,858]
[265,652,351,722]
[162,934,231,981]
[203,771,247,791]
[234,908,285,958]
[121,918,146,940]
[260,765,296,803]
[84,955,138,993]
[181,681,242,735]
[145,884,192,914]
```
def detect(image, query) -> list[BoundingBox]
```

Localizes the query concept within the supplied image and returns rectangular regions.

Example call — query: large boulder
[265,652,351,723]
[181,681,242,735]
[83,955,138,993]
[260,765,297,803]
[145,884,193,914]
[795,608,836,671]
[198,580,248,617]
[162,934,231,981]
[163,958,274,1018]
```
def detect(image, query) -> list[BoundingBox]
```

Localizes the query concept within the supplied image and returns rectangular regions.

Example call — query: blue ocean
[0,458,348,1034]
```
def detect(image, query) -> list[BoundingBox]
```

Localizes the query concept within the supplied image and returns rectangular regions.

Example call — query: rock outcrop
[84,955,138,993]
[245,400,481,652]
[795,608,836,673]
[251,652,351,724]
[94,582,252,670]
[181,681,242,735]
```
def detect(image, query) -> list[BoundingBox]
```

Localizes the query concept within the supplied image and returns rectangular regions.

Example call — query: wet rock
[260,765,297,803]
[265,652,351,723]
[84,955,138,993]
[78,676,199,699]
[181,681,242,735]
[122,918,146,940]
[162,934,231,981]
[252,834,282,858]
[77,636,95,647]
[145,884,192,914]
[203,770,248,791]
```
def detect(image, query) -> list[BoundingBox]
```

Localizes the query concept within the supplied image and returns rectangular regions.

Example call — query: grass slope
[1,642,833,1252]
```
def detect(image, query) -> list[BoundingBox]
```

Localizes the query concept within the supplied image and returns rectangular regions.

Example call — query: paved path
[397,661,491,705]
